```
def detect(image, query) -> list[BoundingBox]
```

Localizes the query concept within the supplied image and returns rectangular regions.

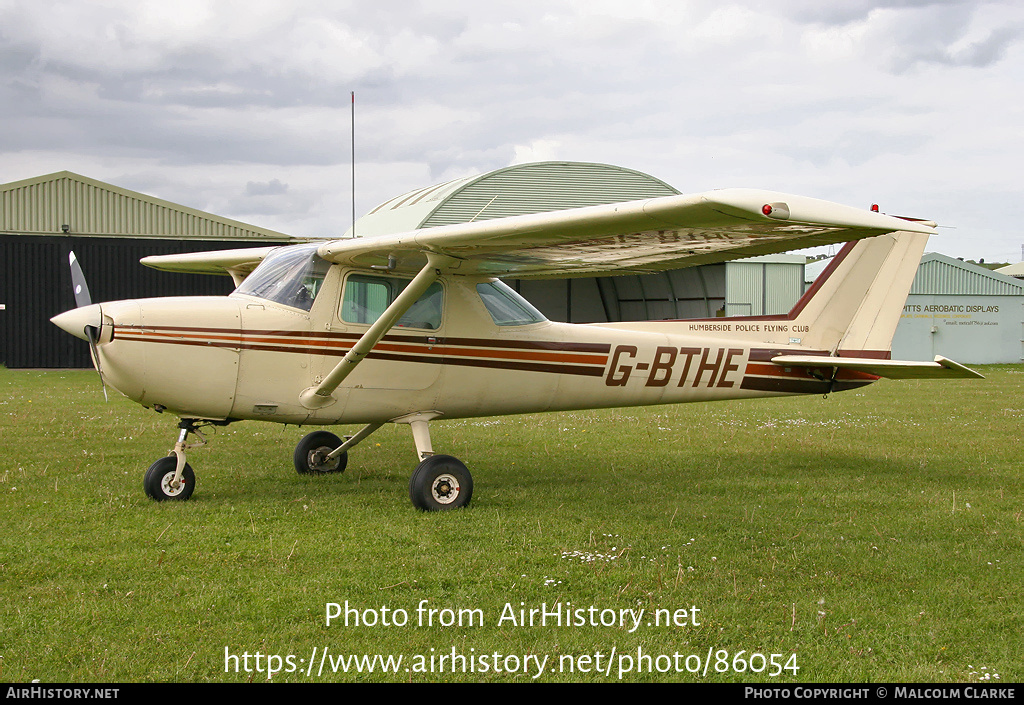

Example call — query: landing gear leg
[144,419,206,501]
[396,413,473,511]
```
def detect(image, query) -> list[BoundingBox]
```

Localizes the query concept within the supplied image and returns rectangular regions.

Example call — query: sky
[1,0,1022,261]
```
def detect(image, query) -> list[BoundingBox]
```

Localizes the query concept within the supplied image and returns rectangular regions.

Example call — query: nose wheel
[143,418,227,502]
[143,456,195,501]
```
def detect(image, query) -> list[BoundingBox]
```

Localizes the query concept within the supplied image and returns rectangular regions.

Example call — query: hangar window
[235,243,330,312]
[476,281,546,326]
[341,275,444,330]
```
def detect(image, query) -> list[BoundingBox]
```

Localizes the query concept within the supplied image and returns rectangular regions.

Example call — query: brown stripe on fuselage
[114,324,610,353]
[112,326,609,377]
[115,329,608,366]
[362,351,607,377]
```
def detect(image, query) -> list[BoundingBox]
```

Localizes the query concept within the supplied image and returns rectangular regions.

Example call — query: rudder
[787,231,929,356]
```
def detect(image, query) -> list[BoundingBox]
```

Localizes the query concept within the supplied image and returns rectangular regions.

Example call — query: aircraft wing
[315,188,936,278]
[771,355,984,379]
[140,246,280,286]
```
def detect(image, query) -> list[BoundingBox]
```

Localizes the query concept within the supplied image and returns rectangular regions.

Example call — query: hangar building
[346,161,805,323]
[892,254,1024,364]
[995,261,1024,280]
[807,253,1024,363]
[0,171,292,368]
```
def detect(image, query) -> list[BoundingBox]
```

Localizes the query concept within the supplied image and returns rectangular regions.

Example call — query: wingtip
[704,189,936,234]
[934,355,984,379]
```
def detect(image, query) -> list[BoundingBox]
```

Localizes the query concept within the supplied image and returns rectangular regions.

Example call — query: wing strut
[299,252,455,409]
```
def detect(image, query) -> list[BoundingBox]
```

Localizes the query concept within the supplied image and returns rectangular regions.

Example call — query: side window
[476,281,547,326]
[341,276,391,324]
[341,275,443,330]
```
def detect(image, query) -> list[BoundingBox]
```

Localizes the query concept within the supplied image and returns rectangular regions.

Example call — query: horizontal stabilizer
[771,355,984,379]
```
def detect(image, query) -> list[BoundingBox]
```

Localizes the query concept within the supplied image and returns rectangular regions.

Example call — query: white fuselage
[92,266,873,425]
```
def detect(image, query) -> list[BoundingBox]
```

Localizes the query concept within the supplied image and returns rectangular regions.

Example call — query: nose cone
[51,304,102,341]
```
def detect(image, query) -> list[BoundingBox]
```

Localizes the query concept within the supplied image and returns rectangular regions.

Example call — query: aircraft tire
[143,456,196,501]
[294,431,348,474]
[409,455,473,511]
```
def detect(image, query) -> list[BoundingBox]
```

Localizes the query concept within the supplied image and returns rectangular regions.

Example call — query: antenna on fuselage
[351,90,356,238]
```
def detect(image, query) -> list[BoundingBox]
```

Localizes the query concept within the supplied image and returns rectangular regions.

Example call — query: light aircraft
[51,187,981,510]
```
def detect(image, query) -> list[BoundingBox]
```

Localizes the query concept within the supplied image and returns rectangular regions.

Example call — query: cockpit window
[341,274,444,330]
[235,243,330,312]
[476,281,547,326]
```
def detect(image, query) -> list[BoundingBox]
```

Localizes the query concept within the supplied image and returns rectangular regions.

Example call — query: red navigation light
[762,204,773,216]
[871,204,879,212]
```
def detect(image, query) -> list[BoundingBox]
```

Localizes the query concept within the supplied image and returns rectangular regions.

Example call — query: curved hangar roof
[343,161,680,239]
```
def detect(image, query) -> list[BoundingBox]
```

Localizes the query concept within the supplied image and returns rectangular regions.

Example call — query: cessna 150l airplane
[51,187,981,510]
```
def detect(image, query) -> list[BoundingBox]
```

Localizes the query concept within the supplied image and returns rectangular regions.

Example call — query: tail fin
[769,230,982,379]
[787,230,929,356]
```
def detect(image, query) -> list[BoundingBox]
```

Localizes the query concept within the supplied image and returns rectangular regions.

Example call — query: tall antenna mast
[351,91,356,238]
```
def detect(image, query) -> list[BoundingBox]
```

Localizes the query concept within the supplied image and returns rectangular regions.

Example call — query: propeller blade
[63,251,108,402]
[69,251,93,308]
[86,328,109,402]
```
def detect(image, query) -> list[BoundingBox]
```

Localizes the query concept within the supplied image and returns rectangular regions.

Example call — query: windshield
[235,243,330,312]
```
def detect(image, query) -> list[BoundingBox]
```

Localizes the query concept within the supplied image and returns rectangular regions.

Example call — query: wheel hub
[431,474,460,504]
[160,472,187,497]
[309,446,340,472]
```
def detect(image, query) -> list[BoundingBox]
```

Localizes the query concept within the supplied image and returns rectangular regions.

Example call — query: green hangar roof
[909,253,1024,296]
[344,161,681,238]
[1,171,291,241]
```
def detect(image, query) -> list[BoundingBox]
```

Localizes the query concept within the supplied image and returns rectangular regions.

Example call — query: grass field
[0,366,1019,683]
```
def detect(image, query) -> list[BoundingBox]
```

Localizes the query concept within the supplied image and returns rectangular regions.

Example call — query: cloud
[796,1,1024,73]
[0,1,1022,259]
[245,178,288,196]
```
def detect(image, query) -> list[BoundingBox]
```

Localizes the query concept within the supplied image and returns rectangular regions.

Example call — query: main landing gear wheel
[409,455,473,511]
[294,431,348,474]
[143,456,195,501]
